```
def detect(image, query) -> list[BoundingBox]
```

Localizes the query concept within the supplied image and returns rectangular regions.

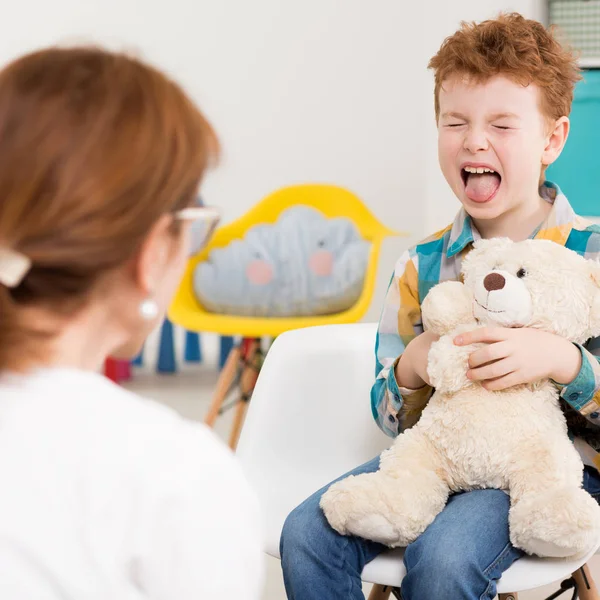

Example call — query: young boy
[280,13,600,600]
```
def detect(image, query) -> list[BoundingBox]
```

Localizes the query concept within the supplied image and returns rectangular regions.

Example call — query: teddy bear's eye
[517,268,527,279]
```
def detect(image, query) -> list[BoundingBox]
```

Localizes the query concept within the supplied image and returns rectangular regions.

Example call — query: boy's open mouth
[461,166,501,203]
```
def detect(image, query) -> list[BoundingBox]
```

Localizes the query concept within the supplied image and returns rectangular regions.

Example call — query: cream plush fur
[321,238,600,559]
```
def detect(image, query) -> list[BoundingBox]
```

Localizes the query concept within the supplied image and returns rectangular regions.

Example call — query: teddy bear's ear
[470,237,513,253]
[461,237,513,277]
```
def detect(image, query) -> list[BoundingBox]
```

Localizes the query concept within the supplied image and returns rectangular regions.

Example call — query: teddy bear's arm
[421,281,478,394]
[426,330,479,394]
[421,281,476,336]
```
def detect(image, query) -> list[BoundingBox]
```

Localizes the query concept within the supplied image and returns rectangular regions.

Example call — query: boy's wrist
[550,338,582,386]
[394,341,427,390]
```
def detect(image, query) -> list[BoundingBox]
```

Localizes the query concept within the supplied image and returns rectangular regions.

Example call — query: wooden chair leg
[204,344,241,427]
[368,584,392,600]
[498,594,518,600]
[574,564,600,600]
[229,394,249,449]
[228,339,260,450]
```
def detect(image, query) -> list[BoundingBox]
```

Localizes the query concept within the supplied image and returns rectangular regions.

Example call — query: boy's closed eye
[490,114,520,131]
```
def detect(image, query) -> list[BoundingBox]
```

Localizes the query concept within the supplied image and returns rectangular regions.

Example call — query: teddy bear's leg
[320,430,450,547]
[507,446,600,559]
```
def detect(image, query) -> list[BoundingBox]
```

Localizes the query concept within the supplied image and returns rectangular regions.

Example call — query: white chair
[236,323,600,599]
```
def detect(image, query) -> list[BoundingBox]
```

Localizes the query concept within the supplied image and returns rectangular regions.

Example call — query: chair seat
[361,545,599,594]
[264,508,599,594]
[168,184,401,338]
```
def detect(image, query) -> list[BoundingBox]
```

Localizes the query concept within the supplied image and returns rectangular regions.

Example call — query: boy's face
[437,75,560,222]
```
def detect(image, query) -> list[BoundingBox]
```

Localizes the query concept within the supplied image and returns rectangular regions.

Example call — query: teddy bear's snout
[473,268,533,327]
[483,272,506,292]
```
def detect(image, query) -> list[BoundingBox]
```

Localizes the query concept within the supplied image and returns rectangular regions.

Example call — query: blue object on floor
[184,331,202,363]
[157,319,177,373]
[219,336,234,370]
[132,348,144,367]
[547,69,600,216]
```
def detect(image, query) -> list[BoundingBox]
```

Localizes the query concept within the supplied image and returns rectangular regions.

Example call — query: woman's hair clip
[0,247,31,288]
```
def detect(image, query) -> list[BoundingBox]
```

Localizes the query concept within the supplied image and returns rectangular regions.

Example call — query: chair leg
[368,584,392,600]
[573,564,600,600]
[205,344,241,427]
[228,339,260,450]
[498,594,518,600]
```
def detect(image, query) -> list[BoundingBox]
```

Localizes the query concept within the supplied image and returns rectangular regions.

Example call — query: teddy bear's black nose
[483,272,505,292]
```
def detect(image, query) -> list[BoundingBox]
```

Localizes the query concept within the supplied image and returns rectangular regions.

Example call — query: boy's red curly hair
[428,12,581,123]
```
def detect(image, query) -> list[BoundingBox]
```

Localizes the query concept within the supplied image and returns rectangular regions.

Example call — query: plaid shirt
[371,182,600,471]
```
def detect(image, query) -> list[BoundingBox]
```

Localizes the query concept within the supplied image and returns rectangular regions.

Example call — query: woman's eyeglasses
[174,204,220,256]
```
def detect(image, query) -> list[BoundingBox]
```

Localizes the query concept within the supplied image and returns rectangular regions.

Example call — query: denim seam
[479,542,515,600]
[482,542,513,577]
[339,535,363,599]
[480,579,494,600]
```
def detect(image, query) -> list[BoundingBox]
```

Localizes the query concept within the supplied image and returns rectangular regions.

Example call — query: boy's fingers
[455,327,507,346]
[482,371,521,391]
[468,340,511,368]
[467,358,515,382]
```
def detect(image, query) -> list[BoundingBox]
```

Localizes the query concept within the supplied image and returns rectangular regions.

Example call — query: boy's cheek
[438,134,460,158]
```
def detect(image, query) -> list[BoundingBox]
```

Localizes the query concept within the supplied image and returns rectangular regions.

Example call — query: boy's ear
[542,116,570,167]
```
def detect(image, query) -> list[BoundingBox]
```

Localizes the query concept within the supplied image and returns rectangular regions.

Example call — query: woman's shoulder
[2,367,236,471]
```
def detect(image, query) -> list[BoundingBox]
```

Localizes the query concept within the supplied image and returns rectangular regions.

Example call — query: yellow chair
[168,183,403,447]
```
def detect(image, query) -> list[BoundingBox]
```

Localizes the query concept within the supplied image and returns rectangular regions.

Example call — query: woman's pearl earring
[139,298,159,321]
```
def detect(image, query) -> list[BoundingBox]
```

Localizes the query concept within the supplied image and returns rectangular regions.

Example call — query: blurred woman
[0,47,263,599]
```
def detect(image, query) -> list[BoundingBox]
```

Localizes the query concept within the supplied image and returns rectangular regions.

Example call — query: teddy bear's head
[461,238,600,344]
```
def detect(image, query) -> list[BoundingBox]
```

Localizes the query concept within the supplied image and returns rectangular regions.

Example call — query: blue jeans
[280,457,600,600]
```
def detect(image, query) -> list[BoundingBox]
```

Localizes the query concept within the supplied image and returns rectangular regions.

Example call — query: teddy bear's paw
[320,471,446,547]
[509,487,600,559]
[343,513,402,547]
[320,474,405,545]
[427,335,473,393]
[421,281,475,336]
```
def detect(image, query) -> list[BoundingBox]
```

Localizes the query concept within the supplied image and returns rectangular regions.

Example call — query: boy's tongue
[465,172,501,202]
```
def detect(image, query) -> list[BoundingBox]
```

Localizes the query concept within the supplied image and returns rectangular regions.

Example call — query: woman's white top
[0,368,264,599]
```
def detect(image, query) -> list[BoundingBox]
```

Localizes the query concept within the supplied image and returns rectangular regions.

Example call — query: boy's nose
[463,130,488,153]
[483,272,505,291]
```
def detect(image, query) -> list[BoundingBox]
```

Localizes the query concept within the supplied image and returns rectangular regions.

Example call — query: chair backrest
[236,322,390,557]
[168,184,402,338]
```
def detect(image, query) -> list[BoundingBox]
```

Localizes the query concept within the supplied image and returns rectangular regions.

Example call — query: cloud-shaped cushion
[193,205,370,317]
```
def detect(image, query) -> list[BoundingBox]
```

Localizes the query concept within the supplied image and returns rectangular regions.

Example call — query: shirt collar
[446,181,576,258]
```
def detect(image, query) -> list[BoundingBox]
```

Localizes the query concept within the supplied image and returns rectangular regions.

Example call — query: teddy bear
[320,237,600,559]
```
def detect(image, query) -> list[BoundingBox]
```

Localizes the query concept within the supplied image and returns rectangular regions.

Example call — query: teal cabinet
[547,69,600,216]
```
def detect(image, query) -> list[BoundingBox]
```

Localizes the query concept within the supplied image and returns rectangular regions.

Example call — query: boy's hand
[454,327,582,391]
[395,330,440,389]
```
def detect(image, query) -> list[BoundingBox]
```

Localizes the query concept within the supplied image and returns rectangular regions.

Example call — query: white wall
[0,0,544,320]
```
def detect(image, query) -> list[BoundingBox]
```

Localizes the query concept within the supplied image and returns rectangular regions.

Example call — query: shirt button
[388,415,396,423]
[570,392,580,401]
[591,412,599,419]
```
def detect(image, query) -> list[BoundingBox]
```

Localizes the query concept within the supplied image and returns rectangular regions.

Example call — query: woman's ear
[134,214,175,294]
[542,116,570,167]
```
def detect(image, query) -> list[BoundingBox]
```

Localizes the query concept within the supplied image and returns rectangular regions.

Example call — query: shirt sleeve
[132,423,265,600]
[559,338,600,419]
[370,250,433,437]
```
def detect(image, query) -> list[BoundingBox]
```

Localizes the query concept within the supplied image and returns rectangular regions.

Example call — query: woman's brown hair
[0,46,219,369]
